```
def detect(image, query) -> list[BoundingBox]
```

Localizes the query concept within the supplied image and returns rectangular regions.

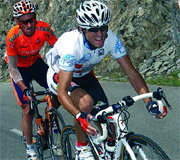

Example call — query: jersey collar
[82,33,96,50]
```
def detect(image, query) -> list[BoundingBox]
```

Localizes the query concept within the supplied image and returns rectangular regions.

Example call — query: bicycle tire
[120,134,170,160]
[32,118,44,160]
[60,125,76,160]
[49,107,66,159]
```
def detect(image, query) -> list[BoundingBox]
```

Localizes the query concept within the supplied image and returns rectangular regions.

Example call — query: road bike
[25,82,66,160]
[60,87,171,160]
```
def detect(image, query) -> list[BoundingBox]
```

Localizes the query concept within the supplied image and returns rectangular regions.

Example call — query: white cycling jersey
[46,29,126,78]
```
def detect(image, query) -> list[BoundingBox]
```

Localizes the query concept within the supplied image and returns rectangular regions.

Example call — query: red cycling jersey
[6,21,57,67]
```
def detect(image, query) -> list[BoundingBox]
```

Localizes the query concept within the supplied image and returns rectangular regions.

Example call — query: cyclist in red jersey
[6,1,58,159]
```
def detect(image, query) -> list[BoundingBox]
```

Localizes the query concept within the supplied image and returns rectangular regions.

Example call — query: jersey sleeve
[108,31,127,59]
[55,32,78,72]
[59,54,76,71]
[6,29,18,57]
[42,22,57,46]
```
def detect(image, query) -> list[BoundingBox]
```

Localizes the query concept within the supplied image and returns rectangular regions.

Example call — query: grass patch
[96,71,180,87]
[145,71,180,87]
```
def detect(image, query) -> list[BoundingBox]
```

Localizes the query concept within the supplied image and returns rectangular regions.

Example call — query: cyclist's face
[83,25,108,48]
[17,13,36,37]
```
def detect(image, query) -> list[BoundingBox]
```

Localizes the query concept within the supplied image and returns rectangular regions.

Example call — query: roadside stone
[154,61,162,71]
[0,0,179,82]
[146,71,154,77]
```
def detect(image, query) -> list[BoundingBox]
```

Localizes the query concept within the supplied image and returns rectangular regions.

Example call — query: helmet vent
[102,12,104,22]
[84,13,93,23]
[79,16,86,23]
[86,6,91,11]
[91,14,98,23]
[96,8,99,16]
[81,4,85,11]
[100,4,104,9]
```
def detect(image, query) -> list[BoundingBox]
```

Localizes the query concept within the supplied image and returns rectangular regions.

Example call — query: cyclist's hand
[146,101,167,119]
[23,88,33,101]
[76,112,97,135]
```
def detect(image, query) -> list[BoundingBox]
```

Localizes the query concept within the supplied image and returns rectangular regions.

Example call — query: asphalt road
[0,81,179,160]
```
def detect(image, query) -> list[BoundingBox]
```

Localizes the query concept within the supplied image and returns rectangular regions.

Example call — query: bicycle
[60,87,172,160]
[25,82,66,160]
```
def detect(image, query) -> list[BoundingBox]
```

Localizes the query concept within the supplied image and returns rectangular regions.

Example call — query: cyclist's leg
[34,58,61,109]
[85,71,116,139]
[70,88,94,143]
[71,71,109,141]
[88,71,109,105]
[33,58,49,89]
[10,75,34,145]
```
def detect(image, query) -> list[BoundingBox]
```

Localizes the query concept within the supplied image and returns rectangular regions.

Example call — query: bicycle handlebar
[90,88,172,143]
[28,82,52,115]
[92,87,171,121]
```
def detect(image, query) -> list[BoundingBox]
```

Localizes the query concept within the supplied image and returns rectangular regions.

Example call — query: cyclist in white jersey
[46,1,167,160]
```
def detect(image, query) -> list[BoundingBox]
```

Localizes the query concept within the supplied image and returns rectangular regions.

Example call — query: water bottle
[105,139,115,160]
[91,134,105,159]
[53,121,58,134]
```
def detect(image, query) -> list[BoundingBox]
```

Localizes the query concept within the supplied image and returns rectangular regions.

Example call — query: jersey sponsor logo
[98,49,105,57]
[52,55,60,66]
[115,36,125,54]
[60,55,75,67]
[21,47,41,55]
[78,53,91,63]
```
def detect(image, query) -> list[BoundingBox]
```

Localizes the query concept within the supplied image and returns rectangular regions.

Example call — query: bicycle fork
[36,116,45,136]
[116,138,148,160]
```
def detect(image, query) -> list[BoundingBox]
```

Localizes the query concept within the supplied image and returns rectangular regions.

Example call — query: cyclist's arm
[57,70,79,116]
[117,54,151,105]
[8,55,27,92]
[57,69,97,135]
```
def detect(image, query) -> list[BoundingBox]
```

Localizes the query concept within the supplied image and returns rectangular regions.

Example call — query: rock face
[0,0,179,81]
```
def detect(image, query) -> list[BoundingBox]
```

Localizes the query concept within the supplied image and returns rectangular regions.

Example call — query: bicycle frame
[28,83,57,140]
[89,88,171,160]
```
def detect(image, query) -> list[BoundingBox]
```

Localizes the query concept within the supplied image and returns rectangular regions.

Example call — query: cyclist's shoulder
[6,25,22,41]
[107,30,118,40]
[36,20,50,27]
[105,30,124,47]
[61,29,80,40]
[57,29,80,47]
[36,20,54,32]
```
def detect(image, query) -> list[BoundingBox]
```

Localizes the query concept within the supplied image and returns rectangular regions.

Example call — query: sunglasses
[19,17,36,25]
[88,25,108,33]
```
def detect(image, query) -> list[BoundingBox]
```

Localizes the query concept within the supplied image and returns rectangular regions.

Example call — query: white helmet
[13,0,36,18]
[76,0,111,29]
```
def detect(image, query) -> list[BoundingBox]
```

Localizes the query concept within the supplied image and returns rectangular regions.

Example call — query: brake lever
[162,92,172,110]
[28,100,33,115]
[102,112,113,136]
[156,87,172,110]
[28,91,35,115]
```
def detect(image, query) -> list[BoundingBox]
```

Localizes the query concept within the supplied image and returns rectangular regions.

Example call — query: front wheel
[60,125,76,160]
[49,107,66,159]
[120,134,170,160]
